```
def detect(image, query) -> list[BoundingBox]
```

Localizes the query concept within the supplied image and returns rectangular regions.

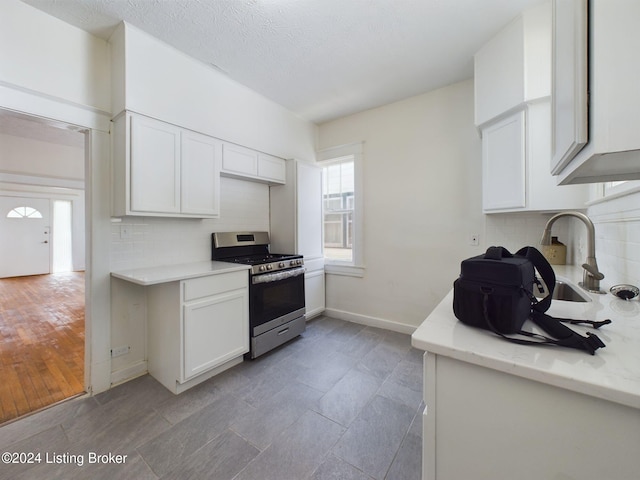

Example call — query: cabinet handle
[277,327,289,336]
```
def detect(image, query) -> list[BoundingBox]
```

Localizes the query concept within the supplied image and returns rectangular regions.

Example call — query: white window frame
[588,180,640,205]
[317,142,364,277]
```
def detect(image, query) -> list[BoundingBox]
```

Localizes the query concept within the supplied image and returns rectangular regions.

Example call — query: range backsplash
[110,177,270,271]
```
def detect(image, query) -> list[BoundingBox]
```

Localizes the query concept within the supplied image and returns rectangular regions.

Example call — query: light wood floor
[0,272,85,425]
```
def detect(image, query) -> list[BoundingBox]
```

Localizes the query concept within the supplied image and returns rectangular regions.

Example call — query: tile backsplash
[110,177,270,271]
[485,212,574,262]
[587,189,640,289]
[485,189,640,289]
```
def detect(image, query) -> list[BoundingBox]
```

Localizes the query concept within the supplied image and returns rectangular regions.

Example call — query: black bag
[453,246,609,355]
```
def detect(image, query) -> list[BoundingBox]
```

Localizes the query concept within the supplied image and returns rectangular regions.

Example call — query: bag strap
[481,293,606,355]
[515,246,555,313]
[530,312,606,355]
[484,246,512,260]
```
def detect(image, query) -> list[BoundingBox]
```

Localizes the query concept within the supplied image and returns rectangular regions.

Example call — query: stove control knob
[267,264,273,270]
[259,265,266,272]
[290,260,296,266]
[297,259,303,265]
[279,262,285,268]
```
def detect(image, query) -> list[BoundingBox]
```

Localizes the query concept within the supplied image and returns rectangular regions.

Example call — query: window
[600,180,640,199]
[53,200,73,273]
[317,142,364,276]
[6,206,43,218]
[323,161,354,260]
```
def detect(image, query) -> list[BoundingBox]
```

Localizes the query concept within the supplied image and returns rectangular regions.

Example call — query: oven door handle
[252,266,306,284]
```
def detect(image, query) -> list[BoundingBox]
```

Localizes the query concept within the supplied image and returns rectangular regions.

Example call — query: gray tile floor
[0,316,424,480]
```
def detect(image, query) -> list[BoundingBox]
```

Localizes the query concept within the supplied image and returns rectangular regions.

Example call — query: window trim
[587,180,640,205]
[317,142,364,277]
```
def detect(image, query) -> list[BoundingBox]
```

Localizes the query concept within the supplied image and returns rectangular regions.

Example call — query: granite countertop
[111,261,250,286]
[411,265,640,409]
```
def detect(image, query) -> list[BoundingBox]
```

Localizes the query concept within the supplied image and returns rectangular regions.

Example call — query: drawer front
[251,315,306,358]
[183,271,247,302]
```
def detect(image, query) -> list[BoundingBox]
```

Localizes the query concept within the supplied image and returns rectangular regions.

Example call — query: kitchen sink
[552,281,589,302]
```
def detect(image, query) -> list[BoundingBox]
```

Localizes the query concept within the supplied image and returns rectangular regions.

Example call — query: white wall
[317,79,484,331]
[0,0,110,113]
[111,23,317,162]
[0,133,84,180]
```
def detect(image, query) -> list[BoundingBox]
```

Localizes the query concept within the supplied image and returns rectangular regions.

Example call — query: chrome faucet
[540,211,606,293]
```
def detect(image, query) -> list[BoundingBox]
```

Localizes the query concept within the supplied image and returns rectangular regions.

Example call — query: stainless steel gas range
[212,231,306,358]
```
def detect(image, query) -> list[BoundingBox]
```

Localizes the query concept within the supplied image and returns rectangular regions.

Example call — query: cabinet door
[297,162,323,259]
[304,269,325,318]
[130,115,181,213]
[182,290,248,381]
[221,143,258,177]
[257,153,286,184]
[551,0,588,174]
[482,111,526,211]
[181,131,221,216]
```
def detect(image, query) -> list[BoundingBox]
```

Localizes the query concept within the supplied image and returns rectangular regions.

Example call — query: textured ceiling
[20,0,543,124]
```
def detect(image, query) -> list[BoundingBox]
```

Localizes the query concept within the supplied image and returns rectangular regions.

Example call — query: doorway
[0,110,87,424]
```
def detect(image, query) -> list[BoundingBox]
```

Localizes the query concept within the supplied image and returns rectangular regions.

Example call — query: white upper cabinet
[129,114,181,214]
[551,0,588,174]
[257,153,287,184]
[553,0,640,184]
[112,112,221,218]
[475,1,588,213]
[482,111,526,211]
[181,130,222,216]
[221,143,286,185]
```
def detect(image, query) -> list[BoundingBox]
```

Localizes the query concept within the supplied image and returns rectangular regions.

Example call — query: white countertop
[412,265,640,409]
[111,261,250,286]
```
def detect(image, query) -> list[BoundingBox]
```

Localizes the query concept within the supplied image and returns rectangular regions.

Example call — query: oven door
[250,266,306,335]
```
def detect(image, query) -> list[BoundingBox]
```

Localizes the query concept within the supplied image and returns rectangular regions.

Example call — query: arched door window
[6,206,44,218]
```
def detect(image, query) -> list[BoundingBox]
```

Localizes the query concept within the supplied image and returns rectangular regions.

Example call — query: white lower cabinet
[422,352,640,480]
[147,270,249,394]
[304,263,325,319]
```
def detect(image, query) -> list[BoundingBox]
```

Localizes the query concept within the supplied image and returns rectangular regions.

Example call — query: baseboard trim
[110,361,147,387]
[323,308,416,335]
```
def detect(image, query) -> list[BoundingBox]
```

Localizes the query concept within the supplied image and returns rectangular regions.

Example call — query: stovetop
[224,253,304,274]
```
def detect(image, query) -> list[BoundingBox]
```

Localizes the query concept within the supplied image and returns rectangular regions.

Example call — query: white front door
[0,196,51,278]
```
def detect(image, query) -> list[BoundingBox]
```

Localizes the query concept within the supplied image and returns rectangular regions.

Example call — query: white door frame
[0,83,113,395]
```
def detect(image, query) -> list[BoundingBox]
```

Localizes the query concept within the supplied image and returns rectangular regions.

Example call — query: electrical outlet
[120,225,131,239]
[111,345,130,357]
[469,234,480,246]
